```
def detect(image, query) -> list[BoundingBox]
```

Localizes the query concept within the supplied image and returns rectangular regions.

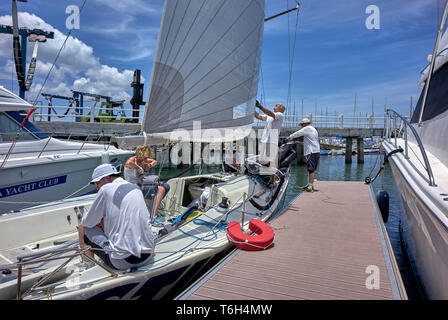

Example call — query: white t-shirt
[124,166,140,184]
[289,125,320,156]
[260,112,284,144]
[82,177,154,260]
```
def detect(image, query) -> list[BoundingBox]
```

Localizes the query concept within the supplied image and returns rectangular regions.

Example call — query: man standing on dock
[286,118,320,192]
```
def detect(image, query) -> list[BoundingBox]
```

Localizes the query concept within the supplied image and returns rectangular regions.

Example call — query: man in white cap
[254,100,285,184]
[286,118,320,192]
[78,163,155,270]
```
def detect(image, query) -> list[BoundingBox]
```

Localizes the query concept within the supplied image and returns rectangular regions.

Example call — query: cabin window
[0,112,38,142]
[411,62,448,123]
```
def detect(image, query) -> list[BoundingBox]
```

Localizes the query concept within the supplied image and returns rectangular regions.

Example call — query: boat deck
[177,181,407,300]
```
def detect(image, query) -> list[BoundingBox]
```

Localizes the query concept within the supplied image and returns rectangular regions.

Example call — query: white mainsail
[117,0,265,148]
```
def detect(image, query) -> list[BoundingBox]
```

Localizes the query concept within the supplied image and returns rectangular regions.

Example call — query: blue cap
[90,163,120,184]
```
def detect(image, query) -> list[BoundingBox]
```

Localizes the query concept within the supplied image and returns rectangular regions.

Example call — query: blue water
[154,153,419,299]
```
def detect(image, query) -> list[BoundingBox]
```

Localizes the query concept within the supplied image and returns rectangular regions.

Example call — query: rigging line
[287,3,300,109]
[150,0,226,103]
[149,24,263,124]
[11,56,14,91]
[287,0,291,108]
[31,0,88,107]
[408,143,428,172]
[260,64,266,106]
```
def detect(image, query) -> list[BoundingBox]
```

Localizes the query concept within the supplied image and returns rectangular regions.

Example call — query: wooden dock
[177,181,407,300]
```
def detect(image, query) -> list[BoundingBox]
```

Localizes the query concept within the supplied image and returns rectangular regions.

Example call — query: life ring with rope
[226,219,274,251]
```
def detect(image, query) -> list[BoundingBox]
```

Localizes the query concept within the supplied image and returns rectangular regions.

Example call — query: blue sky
[0,0,445,120]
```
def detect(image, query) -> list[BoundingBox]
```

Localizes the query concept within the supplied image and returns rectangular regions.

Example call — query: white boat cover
[0,86,32,112]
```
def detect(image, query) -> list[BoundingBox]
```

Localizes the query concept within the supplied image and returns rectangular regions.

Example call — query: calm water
[153,153,420,300]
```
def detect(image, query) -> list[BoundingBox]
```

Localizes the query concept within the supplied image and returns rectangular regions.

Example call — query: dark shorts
[83,227,114,268]
[305,152,320,173]
[141,183,170,200]
[84,227,152,270]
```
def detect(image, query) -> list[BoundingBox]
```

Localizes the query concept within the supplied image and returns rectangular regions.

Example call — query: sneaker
[305,186,314,193]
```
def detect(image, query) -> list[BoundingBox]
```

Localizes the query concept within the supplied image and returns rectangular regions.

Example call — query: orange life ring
[226,219,274,251]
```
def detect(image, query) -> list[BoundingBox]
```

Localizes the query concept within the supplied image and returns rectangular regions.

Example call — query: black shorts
[84,234,151,269]
[141,183,170,200]
[305,152,320,173]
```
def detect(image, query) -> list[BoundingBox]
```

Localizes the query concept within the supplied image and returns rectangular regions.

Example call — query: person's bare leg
[269,161,277,185]
[309,172,315,188]
[78,225,95,261]
[151,186,166,219]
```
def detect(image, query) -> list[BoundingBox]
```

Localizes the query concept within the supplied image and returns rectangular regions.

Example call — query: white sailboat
[0,86,134,214]
[0,0,299,300]
[382,0,448,299]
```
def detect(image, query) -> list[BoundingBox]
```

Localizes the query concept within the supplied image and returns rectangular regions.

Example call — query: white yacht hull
[0,139,133,213]
[383,139,448,299]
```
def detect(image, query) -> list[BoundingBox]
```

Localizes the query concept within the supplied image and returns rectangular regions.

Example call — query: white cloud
[0,12,137,103]
[73,65,135,101]
[90,0,161,15]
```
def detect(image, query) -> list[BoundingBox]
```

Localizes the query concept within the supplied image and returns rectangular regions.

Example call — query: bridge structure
[29,107,385,164]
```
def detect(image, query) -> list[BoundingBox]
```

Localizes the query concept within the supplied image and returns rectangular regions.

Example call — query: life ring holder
[226,219,274,251]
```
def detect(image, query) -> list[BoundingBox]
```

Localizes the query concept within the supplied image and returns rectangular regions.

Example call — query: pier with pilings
[26,108,386,165]
[280,127,384,164]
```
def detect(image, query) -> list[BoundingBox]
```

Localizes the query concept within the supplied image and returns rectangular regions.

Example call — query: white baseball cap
[299,118,311,125]
[90,163,120,184]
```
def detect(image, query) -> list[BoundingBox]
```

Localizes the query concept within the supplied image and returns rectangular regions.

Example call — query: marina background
[1,0,442,300]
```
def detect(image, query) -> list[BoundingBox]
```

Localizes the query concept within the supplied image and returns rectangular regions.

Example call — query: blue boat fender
[376,190,389,223]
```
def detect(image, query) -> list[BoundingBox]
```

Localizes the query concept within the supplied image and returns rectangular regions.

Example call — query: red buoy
[226,219,274,251]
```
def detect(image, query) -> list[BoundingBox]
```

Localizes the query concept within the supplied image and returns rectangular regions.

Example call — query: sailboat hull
[0,170,290,300]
